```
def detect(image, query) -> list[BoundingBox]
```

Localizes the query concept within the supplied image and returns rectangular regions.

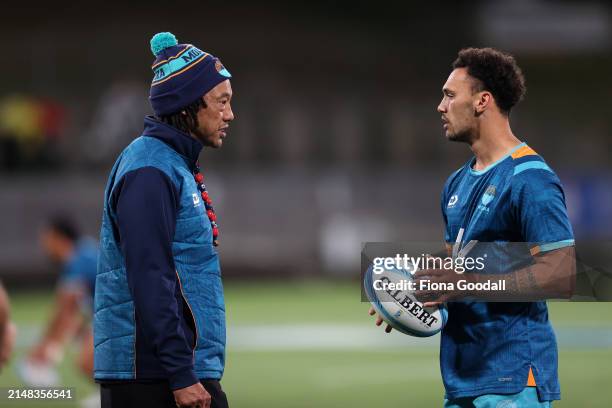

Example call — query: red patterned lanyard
[193,162,219,246]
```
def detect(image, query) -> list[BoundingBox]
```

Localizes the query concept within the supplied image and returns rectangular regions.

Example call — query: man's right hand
[173,382,211,408]
[368,306,393,333]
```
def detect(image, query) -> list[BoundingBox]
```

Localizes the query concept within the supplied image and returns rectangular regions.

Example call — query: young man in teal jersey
[370,48,576,407]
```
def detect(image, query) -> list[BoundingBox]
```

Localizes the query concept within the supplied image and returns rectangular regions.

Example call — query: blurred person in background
[0,282,16,371]
[81,81,149,166]
[20,215,99,405]
[95,32,234,408]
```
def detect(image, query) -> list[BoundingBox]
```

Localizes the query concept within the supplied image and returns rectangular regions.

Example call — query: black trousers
[100,380,229,408]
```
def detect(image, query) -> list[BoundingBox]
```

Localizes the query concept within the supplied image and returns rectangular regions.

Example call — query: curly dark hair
[452,47,526,115]
[158,97,207,134]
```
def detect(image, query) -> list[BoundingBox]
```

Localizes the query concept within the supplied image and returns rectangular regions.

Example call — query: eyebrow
[442,87,454,94]
[217,92,231,99]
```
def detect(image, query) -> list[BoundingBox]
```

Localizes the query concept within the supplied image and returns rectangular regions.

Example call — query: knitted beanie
[148,32,231,116]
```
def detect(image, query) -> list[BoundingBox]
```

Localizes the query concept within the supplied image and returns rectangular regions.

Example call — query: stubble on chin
[204,136,223,149]
[446,128,473,144]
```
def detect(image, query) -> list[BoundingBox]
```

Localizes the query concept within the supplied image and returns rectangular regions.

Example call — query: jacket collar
[143,115,203,165]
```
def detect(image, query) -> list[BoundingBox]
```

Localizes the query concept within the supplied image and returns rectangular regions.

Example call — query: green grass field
[1,281,611,407]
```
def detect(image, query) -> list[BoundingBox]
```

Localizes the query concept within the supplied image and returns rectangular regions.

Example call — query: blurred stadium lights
[479,0,611,54]
[0,1,610,283]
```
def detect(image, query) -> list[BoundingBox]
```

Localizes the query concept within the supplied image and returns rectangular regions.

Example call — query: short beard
[447,127,475,144]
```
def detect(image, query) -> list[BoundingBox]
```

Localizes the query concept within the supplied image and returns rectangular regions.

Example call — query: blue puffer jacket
[94,116,225,390]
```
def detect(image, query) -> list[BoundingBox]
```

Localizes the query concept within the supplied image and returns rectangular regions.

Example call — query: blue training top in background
[59,237,99,304]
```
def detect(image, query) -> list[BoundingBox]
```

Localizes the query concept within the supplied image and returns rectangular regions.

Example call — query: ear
[474,91,492,114]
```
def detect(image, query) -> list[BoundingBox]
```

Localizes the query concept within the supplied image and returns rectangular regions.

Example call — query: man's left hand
[413,262,469,307]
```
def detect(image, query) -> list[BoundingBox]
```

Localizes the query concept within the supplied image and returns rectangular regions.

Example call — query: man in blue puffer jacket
[95,32,234,408]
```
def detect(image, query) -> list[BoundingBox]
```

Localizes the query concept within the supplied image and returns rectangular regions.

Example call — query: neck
[469,115,521,171]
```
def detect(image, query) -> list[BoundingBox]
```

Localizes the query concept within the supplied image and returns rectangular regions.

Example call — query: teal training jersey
[440,142,574,401]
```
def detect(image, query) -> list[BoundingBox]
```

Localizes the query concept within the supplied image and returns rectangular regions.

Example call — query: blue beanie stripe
[152,47,209,85]
[152,53,208,85]
[152,45,192,69]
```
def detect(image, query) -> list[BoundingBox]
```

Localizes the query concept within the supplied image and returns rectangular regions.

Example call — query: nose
[437,99,446,114]
[224,102,235,122]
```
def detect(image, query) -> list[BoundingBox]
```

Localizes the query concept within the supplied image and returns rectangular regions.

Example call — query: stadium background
[0,1,611,407]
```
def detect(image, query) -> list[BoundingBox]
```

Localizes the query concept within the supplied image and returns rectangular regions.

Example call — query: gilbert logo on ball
[364,260,447,337]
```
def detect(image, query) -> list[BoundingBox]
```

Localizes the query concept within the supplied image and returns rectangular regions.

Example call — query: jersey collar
[469,142,526,176]
[143,115,203,165]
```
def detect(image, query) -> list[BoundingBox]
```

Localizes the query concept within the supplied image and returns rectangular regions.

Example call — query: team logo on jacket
[215,59,232,78]
[192,193,201,207]
[447,195,458,208]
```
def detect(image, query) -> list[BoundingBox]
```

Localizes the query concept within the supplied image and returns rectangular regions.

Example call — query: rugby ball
[364,261,447,337]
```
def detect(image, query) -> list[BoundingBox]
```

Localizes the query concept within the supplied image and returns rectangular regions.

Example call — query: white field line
[227,324,438,350]
[15,324,612,351]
